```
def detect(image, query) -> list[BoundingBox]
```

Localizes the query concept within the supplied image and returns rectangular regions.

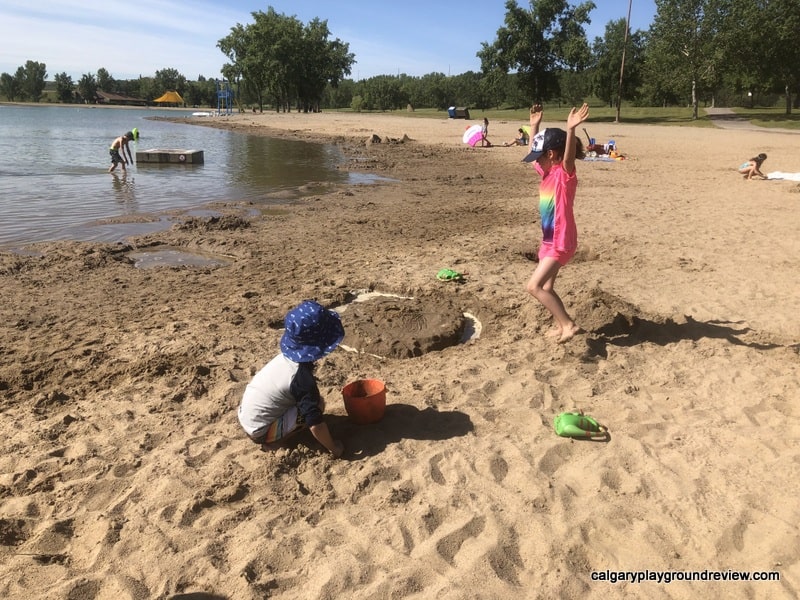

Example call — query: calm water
[0,105,359,248]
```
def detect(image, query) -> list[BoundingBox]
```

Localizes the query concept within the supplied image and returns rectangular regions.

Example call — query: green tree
[219,17,278,111]
[449,71,484,108]
[54,72,74,103]
[22,60,47,102]
[558,69,591,105]
[153,67,187,97]
[592,19,645,107]
[646,0,728,118]
[218,8,354,112]
[77,73,97,103]
[119,76,154,100]
[14,67,26,100]
[96,68,116,92]
[476,68,507,109]
[295,17,354,112]
[358,75,406,111]
[478,0,595,101]
[706,1,759,106]
[728,0,800,113]
[185,76,217,107]
[407,73,452,110]
[262,12,305,111]
[322,78,355,109]
[0,71,22,101]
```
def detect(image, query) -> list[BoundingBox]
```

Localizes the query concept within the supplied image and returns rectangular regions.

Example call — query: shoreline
[1,111,799,598]
[0,101,194,111]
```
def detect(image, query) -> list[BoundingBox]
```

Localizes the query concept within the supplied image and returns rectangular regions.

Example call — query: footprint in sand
[489,454,508,483]
[537,443,575,477]
[349,465,401,503]
[0,517,31,546]
[429,453,446,485]
[487,528,524,585]
[422,506,448,535]
[65,581,101,600]
[435,515,486,565]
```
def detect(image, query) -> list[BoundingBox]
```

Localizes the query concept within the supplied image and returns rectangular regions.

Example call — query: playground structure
[216,80,235,116]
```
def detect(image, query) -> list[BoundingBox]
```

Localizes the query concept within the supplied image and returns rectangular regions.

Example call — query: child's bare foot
[546,326,562,338]
[331,440,344,458]
[557,324,582,343]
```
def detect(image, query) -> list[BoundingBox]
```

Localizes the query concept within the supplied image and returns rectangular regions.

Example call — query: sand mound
[340,294,465,358]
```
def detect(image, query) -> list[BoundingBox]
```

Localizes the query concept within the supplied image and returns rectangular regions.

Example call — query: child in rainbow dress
[523,103,589,343]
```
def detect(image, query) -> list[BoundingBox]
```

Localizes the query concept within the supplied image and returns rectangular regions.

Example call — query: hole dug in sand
[337,292,481,359]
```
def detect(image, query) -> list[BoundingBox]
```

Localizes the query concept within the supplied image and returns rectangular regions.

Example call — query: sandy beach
[1,108,799,599]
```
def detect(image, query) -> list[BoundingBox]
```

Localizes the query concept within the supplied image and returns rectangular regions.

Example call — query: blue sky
[0,0,655,82]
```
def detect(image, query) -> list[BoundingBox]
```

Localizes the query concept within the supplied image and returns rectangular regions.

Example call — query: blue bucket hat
[280,300,345,363]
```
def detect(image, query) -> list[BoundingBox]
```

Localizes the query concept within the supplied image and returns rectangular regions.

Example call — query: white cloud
[0,1,244,79]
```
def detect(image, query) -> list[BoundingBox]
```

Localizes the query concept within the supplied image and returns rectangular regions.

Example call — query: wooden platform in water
[136,149,204,164]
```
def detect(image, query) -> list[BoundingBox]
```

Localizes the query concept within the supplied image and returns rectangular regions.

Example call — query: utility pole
[615,0,633,123]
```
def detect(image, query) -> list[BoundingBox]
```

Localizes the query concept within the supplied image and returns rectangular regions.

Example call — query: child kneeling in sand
[238,300,345,457]
[738,153,767,180]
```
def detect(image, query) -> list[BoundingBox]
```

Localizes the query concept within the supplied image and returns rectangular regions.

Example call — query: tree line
[473,0,799,117]
[0,61,221,107]
[2,1,798,116]
[217,7,354,113]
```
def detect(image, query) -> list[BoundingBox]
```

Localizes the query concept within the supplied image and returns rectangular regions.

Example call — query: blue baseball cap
[522,128,567,163]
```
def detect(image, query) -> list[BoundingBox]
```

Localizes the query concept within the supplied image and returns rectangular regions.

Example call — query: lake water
[0,105,365,249]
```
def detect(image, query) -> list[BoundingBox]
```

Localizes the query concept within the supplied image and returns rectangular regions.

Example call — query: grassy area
[480,105,720,127]
[731,107,800,130]
[351,104,721,127]
[352,103,800,129]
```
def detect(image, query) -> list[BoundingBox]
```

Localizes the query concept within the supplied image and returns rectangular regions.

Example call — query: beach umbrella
[462,124,483,147]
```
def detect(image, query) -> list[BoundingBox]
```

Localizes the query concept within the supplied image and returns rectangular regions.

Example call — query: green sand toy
[436,268,463,281]
[553,411,608,439]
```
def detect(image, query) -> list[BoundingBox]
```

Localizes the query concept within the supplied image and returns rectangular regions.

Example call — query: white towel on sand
[767,171,800,181]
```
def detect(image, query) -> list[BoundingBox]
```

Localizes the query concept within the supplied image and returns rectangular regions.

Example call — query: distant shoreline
[0,101,196,111]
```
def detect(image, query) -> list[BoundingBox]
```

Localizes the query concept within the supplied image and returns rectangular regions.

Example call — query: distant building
[95,91,147,106]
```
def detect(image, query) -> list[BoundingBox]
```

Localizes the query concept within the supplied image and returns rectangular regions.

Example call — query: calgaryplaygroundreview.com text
[591,569,781,585]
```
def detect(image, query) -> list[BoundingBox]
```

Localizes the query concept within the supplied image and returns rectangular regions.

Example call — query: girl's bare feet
[557,324,582,343]
[546,326,563,338]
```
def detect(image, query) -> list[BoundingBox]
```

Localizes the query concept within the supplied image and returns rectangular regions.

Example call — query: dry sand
[1,108,799,600]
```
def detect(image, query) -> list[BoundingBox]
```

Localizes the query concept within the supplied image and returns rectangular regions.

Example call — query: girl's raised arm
[564,103,589,174]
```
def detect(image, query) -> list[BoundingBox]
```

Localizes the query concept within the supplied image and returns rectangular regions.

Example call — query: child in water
[108,132,134,173]
[523,103,589,343]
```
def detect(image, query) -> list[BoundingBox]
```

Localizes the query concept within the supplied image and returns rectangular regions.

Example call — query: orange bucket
[342,379,386,424]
